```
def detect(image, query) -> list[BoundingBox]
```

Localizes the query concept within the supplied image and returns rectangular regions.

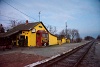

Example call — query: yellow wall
[35,23,58,46]
[62,38,66,44]
[21,23,48,47]
[66,39,70,43]
[21,30,36,46]
[21,23,58,46]
[34,23,47,32]
[28,31,36,46]
[57,40,62,45]
[57,38,66,45]
[49,34,57,45]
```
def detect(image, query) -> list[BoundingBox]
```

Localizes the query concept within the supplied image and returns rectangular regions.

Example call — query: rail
[25,40,95,67]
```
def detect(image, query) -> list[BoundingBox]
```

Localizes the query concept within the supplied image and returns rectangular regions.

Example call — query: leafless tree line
[46,25,57,34]
[4,20,25,32]
[60,28,82,42]
[46,24,82,42]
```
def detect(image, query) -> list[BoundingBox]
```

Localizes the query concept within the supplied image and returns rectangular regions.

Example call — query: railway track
[25,40,95,67]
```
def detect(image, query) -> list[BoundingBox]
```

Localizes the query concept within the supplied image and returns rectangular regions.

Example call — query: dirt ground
[0,52,47,67]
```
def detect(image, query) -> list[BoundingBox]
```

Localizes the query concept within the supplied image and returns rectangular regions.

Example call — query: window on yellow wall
[42,34,45,37]
[42,34,48,38]
[39,26,42,28]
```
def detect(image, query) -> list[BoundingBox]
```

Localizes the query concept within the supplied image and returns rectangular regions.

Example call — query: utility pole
[39,11,41,22]
[66,22,67,38]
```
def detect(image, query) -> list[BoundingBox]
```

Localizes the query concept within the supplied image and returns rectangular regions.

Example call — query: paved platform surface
[0,40,89,57]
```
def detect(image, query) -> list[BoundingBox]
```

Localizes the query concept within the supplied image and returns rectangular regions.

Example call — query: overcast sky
[0,0,100,38]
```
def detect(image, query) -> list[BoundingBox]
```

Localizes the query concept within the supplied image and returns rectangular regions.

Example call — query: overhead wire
[11,0,58,27]
[2,0,38,21]
[12,0,39,21]
[1,0,62,29]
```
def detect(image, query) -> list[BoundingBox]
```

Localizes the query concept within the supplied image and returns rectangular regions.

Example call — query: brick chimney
[26,20,28,24]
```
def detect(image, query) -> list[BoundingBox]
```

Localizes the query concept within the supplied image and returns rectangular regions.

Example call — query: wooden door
[19,35,25,47]
[36,33,42,47]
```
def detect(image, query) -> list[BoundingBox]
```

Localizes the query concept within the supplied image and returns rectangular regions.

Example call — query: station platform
[0,40,89,57]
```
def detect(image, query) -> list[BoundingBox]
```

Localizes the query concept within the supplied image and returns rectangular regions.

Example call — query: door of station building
[36,33,42,47]
[18,35,26,47]
[36,30,49,47]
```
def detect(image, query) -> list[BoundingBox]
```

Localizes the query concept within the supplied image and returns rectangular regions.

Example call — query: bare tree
[70,29,82,42]
[65,28,81,42]
[74,30,82,42]
[71,29,77,42]
[4,26,10,32]
[84,36,94,40]
[66,29,72,39]
[53,26,57,34]
[10,20,16,28]
[4,20,24,32]
[59,25,81,42]
[75,30,80,39]
[9,20,24,28]
[0,24,5,33]
[46,25,57,34]
[59,29,66,36]
[97,35,100,40]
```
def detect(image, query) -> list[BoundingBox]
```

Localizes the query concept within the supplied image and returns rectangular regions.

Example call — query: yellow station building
[0,20,69,47]
[0,20,59,47]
